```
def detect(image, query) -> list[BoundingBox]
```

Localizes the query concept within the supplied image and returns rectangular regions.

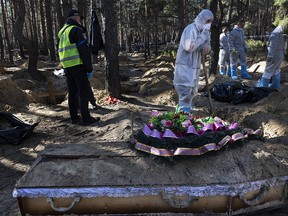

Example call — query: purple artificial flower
[161,119,174,127]
[151,110,161,117]
[148,122,154,129]
[182,120,192,128]
[188,115,194,121]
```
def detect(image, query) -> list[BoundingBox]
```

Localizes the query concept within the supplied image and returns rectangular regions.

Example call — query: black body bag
[0,112,38,145]
[210,81,277,104]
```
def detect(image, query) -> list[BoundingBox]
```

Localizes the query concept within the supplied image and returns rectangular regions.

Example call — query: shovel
[201,53,214,116]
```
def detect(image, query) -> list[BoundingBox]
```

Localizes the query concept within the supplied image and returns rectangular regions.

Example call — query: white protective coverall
[229,25,252,79]
[218,29,231,75]
[259,25,285,89]
[173,9,214,113]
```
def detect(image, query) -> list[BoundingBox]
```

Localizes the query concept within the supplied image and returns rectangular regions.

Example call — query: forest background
[0,0,288,99]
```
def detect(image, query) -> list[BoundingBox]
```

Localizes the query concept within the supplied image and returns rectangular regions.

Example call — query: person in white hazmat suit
[218,27,231,76]
[173,9,214,113]
[228,20,252,80]
[256,24,285,90]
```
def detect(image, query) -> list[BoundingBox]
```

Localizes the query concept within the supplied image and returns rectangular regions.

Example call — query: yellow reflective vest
[58,24,83,68]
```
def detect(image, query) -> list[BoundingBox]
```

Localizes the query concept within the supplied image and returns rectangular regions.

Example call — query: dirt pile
[0,77,33,108]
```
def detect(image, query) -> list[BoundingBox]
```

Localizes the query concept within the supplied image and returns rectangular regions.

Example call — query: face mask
[203,23,211,31]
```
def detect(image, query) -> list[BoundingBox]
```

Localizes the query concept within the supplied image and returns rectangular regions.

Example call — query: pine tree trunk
[0,29,5,61]
[40,0,48,55]
[45,0,56,61]
[209,0,220,75]
[210,27,221,75]
[12,0,45,81]
[100,0,121,98]
[177,0,185,41]
[62,0,71,19]
[1,0,14,64]
[54,0,64,31]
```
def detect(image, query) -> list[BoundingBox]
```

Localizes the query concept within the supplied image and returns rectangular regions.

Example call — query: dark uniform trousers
[65,65,91,122]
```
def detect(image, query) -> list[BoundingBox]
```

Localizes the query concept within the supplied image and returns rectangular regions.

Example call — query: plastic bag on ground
[210,81,277,104]
[0,112,38,145]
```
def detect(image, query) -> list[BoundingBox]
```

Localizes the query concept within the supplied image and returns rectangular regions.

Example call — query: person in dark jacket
[58,9,100,125]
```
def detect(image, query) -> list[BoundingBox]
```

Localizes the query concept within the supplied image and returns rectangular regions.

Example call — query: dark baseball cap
[67,9,84,19]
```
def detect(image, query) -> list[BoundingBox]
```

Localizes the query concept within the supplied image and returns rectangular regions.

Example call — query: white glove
[199,30,209,42]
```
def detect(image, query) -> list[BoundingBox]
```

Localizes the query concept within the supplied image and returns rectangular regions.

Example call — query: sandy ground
[0,53,288,215]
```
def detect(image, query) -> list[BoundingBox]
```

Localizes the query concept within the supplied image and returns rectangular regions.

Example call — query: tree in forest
[39,0,48,56]
[11,0,46,81]
[45,0,56,62]
[0,29,4,61]
[100,0,121,98]
[1,0,13,64]
[177,0,185,41]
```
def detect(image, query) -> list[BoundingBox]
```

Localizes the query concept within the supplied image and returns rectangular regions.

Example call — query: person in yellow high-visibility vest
[58,9,100,126]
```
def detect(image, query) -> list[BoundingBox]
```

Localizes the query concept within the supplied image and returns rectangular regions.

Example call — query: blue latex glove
[87,71,93,78]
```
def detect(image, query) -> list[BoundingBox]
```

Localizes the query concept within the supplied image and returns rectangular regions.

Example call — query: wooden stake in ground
[201,53,214,116]
[47,80,56,105]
